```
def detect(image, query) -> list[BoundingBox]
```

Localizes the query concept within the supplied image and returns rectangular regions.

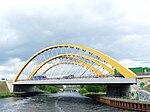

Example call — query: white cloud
[120,34,143,43]
[0,66,7,71]
[0,58,24,79]
[0,73,16,80]
[119,59,148,68]
[114,0,150,24]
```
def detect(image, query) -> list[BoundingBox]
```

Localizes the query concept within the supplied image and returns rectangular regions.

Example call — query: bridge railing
[16,75,124,82]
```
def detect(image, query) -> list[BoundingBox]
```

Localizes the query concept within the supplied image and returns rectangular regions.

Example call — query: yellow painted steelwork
[64,54,114,74]
[42,56,104,76]
[13,44,136,82]
[42,62,78,74]
[27,56,104,79]
[42,54,113,75]
[42,62,99,76]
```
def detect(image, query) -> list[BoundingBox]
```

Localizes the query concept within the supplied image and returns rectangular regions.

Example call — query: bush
[79,88,88,95]
[36,85,61,93]
[140,82,145,88]
[84,85,107,92]
[46,86,58,93]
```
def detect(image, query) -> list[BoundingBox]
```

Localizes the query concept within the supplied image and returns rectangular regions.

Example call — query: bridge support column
[107,85,132,98]
[13,85,35,92]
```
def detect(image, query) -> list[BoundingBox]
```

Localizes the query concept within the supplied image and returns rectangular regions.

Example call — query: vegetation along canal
[0,92,133,112]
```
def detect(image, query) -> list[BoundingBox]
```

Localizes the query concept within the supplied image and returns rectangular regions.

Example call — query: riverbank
[0,92,15,98]
[82,92,106,96]
[88,94,150,112]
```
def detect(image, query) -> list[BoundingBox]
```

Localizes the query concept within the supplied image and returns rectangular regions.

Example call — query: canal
[0,92,132,112]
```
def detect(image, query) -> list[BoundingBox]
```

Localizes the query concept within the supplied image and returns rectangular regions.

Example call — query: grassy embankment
[0,92,15,98]
[143,84,150,92]
[0,81,15,98]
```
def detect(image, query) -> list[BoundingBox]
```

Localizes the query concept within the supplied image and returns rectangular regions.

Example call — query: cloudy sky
[0,0,150,79]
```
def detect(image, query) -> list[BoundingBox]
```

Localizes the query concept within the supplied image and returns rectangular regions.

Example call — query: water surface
[0,92,131,112]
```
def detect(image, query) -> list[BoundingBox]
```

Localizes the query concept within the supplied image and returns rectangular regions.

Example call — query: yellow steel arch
[42,54,113,75]
[42,62,99,76]
[64,54,114,74]
[42,62,79,75]
[13,44,136,82]
[27,55,104,79]
[42,57,104,76]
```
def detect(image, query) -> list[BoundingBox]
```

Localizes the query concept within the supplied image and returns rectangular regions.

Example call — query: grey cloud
[0,0,150,66]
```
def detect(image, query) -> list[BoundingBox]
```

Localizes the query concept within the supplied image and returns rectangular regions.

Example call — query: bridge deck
[13,78,137,85]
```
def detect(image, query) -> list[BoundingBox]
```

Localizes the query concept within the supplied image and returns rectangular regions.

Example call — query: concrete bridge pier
[13,85,35,92]
[12,85,40,96]
[5,81,39,96]
[107,85,132,98]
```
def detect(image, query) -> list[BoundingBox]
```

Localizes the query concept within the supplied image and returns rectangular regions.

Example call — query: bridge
[13,77,137,85]
[6,44,139,97]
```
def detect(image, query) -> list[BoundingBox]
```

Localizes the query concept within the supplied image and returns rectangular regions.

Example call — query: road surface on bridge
[13,77,137,85]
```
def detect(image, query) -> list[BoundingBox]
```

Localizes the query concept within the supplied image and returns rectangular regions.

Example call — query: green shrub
[84,85,107,92]
[79,88,88,95]
[36,85,60,93]
[36,85,62,93]
[46,86,58,93]
[140,82,145,88]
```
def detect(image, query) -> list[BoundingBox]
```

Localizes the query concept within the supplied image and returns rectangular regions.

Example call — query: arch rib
[66,54,114,74]
[42,54,113,75]
[27,55,104,79]
[42,62,79,75]
[13,44,136,82]
[42,62,100,77]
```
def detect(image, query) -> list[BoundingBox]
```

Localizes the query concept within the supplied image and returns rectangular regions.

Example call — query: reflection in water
[0,92,131,112]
